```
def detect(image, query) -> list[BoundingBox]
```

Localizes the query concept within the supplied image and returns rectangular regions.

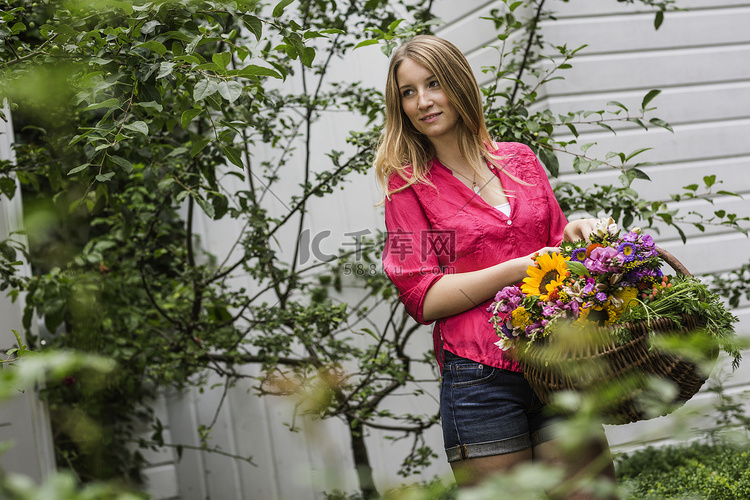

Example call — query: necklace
[443,161,481,195]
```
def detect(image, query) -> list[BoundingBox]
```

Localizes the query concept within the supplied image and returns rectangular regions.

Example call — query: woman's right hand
[528,246,561,260]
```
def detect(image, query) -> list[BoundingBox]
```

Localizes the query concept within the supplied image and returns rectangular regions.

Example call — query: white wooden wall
[0,107,56,483]
[138,1,750,498]
[3,0,749,497]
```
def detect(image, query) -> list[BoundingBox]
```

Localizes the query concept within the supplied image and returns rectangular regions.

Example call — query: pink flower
[585,246,620,273]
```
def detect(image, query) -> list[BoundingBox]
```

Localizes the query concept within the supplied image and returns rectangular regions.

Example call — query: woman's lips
[421,112,442,123]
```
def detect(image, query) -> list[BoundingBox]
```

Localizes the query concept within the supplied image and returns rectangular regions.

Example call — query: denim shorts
[440,350,561,462]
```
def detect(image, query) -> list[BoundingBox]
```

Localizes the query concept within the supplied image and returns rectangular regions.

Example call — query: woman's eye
[429,80,439,88]
[401,89,414,97]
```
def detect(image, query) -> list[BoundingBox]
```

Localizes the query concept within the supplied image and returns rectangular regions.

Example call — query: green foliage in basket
[618,274,742,368]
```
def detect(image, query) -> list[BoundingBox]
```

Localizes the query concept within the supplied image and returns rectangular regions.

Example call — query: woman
[375,35,616,495]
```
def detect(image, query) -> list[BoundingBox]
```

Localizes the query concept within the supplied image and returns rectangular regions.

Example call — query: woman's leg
[450,448,533,487]
[533,431,617,500]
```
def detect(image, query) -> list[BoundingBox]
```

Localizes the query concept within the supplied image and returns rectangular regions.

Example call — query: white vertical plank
[0,105,56,484]
[161,1,750,497]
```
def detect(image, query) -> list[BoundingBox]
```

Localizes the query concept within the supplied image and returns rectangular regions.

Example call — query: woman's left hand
[563,218,600,242]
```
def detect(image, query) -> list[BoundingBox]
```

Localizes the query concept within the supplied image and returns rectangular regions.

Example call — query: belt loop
[459,444,468,460]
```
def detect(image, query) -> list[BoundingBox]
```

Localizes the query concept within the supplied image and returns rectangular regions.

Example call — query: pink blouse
[382,142,568,372]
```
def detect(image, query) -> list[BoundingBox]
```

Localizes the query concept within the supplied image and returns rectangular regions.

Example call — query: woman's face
[396,57,459,145]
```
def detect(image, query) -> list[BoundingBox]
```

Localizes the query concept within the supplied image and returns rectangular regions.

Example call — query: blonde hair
[374,35,508,199]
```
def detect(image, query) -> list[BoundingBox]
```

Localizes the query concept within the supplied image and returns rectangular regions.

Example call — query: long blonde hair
[375,35,507,198]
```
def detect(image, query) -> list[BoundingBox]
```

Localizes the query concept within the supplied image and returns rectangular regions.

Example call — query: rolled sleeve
[382,180,444,325]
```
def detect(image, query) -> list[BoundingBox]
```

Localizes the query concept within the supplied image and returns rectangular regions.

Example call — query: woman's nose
[417,90,432,109]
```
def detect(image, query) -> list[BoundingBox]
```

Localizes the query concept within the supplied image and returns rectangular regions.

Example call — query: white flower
[495,338,512,351]
[593,216,618,234]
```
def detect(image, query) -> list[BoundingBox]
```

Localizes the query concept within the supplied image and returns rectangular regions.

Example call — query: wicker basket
[518,247,717,425]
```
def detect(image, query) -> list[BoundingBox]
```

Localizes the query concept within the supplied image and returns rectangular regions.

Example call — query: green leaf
[85,98,120,111]
[641,89,661,109]
[96,172,115,182]
[675,224,687,243]
[212,52,232,70]
[157,62,176,79]
[566,260,590,277]
[109,155,133,173]
[625,147,652,162]
[649,117,673,133]
[68,163,91,175]
[186,34,203,54]
[598,122,616,134]
[195,196,215,219]
[607,101,628,111]
[716,190,741,197]
[194,79,218,100]
[134,40,167,56]
[354,39,379,50]
[388,19,404,33]
[136,101,163,112]
[631,168,651,181]
[10,22,26,35]
[181,108,202,129]
[654,10,664,30]
[232,65,282,79]
[191,137,211,157]
[243,15,263,40]
[218,81,243,103]
[537,147,559,178]
[0,177,16,198]
[273,0,295,17]
[300,46,316,67]
[124,121,149,136]
[703,175,717,187]
[224,146,244,168]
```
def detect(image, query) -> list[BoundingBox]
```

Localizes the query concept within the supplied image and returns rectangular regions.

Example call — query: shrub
[616,442,750,499]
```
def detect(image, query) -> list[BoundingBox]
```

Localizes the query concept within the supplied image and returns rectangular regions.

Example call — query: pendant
[473,183,480,195]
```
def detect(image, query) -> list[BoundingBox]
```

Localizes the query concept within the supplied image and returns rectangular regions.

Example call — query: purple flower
[617,241,637,262]
[494,286,524,306]
[570,247,587,262]
[596,291,608,302]
[500,323,516,338]
[622,231,640,243]
[543,304,561,317]
[564,300,581,316]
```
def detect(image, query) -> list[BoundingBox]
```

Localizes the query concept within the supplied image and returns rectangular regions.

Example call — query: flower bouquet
[489,219,740,424]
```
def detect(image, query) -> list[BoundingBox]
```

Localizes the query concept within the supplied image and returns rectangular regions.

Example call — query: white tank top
[494,202,511,217]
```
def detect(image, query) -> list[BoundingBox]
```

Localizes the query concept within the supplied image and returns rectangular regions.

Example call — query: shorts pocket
[451,362,496,388]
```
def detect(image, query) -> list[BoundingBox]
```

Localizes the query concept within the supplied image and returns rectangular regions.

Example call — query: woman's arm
[421,246,560,322]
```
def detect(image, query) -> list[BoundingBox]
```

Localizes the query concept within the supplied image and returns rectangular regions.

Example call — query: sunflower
[522,252,569,300]
[573,303,609,329]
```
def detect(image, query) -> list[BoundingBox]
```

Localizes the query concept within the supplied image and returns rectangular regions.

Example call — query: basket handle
[656,246,692,277]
